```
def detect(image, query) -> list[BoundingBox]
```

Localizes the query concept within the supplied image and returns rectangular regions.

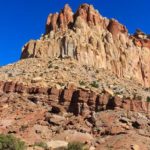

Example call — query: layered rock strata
[0,81,149,115]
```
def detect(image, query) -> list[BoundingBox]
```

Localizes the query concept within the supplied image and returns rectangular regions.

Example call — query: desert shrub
[0,134,26,150]
[147,96,150,102]
[95,69,99,73]
[34,141,48,149]
[54,66,59,69]
[90,81,99,88]
[66,142,85,150]
[58,82,65,87]
[48,63,53,68]
[79,80,86,86]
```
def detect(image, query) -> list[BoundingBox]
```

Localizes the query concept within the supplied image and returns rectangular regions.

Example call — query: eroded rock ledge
[0,81,149,115]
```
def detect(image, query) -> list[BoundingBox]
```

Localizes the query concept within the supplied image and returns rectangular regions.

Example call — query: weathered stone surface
[0,80,149,115]
[48,87,61,102]
[74,4,103,27]
[46,4,73,33]
[0,80,150,149]
[63,88,75,101]
[28,87,47,95]
[0,81,4,91]
[14,83,26,93]
[21,4,150,88]
[3,82,15,93]
[47,140,68,149]
[78,89,90,102]
[107,19,128,39]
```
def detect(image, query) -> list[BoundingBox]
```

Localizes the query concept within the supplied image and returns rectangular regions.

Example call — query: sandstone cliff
[21,4,150,87]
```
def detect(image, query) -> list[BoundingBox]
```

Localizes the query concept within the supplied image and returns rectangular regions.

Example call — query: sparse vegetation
[54,66,59,69]
[48,60,53,68]
[48,63,53,68]
[147,96,150,102]
[66,142,86,150]
[34,141,48,149]
[58,82,65,87]
[90,81,99,88]
[0,134,26,150]
[95,69,99,73]
[79,80,86,86]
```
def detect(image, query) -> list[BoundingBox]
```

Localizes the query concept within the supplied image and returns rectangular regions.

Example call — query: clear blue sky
[0,0,149,66]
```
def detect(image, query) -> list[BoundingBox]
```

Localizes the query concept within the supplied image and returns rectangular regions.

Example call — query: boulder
[47,140,68,149]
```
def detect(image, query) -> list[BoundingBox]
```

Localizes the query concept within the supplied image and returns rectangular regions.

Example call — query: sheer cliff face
[21,4,150,87]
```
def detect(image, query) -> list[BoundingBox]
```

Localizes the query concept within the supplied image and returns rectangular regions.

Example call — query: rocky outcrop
[1,80,150,149]
[46,4,73,33]
[0,81,149,115]
[131,29,150,49]
[21,4,150,88]
[45,4,105,33]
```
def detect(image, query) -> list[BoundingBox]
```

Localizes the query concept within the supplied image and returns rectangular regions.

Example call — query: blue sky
[0,0,149,66]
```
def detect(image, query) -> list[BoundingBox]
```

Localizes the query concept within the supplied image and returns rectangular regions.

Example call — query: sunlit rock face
[21,3,150,87]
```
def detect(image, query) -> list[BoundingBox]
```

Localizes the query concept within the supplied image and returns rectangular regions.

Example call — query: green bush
[90,81,99,88]
[0,134,26,150]
[79,80,86,86]
[34,141,48,149]
[147,96,150,102]
[58,82,65,87]
[66,142,85,150]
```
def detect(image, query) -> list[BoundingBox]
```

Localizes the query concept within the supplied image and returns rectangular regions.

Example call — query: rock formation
[0,80,150,149]
[21,3,150,87]
[1,3,150,150]
[0,81,149,115]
